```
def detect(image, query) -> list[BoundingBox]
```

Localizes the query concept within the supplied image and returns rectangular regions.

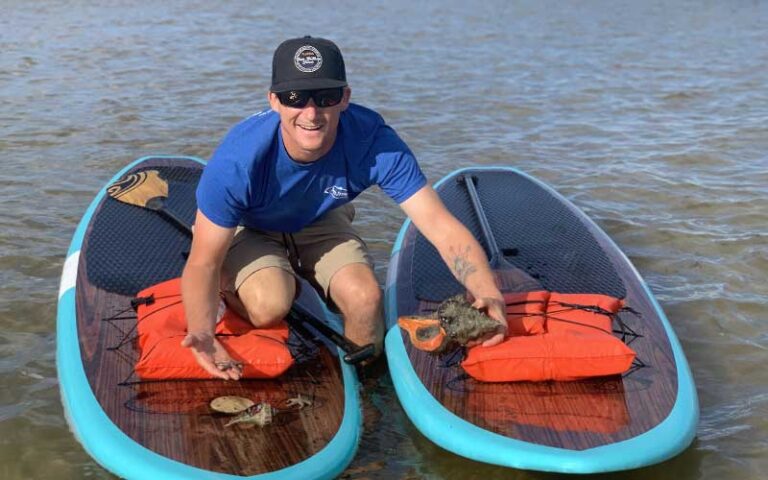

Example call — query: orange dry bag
[502,290,549,336]
[461,331,636,382]
[132,278,294,380]
[461,291,636,382]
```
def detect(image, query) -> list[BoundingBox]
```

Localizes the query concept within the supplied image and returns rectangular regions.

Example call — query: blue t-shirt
[197,103,427,232]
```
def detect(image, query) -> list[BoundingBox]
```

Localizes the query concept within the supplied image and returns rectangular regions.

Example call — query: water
[2,0,766,478]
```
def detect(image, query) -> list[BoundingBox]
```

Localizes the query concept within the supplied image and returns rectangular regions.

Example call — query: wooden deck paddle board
[57,156,361,479]
[384,167,698,473]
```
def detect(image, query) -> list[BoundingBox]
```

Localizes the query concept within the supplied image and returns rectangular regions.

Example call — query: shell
[225,403,274,427]
[209,395,255,414]
[398,295,504,353]
[438,295,503,347]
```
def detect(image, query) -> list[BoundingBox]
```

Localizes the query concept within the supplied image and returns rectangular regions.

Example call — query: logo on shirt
[294,46,323,73]
[324,185,348,199]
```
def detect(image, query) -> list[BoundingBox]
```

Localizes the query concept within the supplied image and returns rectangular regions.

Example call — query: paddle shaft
[459,173,544,293]
[145,197,194,234]
[286,303,376,364]
[133,195,374,364]
[459,174,514,269]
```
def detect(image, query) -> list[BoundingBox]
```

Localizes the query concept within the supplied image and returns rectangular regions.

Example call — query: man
[181,36,507,380]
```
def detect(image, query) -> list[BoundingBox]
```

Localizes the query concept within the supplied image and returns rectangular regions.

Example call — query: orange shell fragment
[397,316,448,352]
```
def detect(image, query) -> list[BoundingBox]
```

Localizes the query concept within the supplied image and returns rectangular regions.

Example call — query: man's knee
[243,294,291,327]
[237,268,295,328]
[333,275,382,313]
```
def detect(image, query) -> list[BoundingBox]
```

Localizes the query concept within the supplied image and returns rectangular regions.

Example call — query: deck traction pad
[412,170,626,300]
[85,165,201,295]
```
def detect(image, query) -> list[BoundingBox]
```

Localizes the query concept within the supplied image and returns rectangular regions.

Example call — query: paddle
[107,170,193,234]
[287,302,376,364]
[108,170,375,365]
[458,173,541,291]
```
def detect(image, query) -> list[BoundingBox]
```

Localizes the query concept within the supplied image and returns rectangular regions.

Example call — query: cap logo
[294,46,323,73]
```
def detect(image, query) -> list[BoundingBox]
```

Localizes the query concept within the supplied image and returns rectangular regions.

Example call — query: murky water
[1,0,766,478]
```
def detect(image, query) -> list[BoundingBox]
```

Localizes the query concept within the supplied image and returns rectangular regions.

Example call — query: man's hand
[468,296,508,348]
[181,332,242,380]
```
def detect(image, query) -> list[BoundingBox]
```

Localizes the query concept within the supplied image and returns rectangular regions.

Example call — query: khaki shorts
[222,203,373,300]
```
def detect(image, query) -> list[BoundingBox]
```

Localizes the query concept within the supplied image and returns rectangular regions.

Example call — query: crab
[285,394,312,409]
[209,395,255,414]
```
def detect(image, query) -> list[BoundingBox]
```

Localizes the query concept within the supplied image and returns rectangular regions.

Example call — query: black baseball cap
[270,36,347,93]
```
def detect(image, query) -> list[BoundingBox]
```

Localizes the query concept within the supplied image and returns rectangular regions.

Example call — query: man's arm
[399,185,507,347]
[181,209,240,379]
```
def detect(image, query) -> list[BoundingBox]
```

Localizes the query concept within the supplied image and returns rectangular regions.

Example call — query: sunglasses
[276,88,344,108]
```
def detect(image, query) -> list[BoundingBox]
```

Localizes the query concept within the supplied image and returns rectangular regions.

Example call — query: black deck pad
[412,170,626,300]
[85,165,201,295]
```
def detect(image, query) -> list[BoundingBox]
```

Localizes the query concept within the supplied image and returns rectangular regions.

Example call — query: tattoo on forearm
[450,246,477,285]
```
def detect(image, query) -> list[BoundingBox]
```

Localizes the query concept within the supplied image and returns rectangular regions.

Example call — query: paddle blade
[397,316,448,352]
[107,170,168,209]
[493,262,543,292]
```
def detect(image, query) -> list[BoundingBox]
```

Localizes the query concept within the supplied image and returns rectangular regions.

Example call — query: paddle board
[57,155,361,479]
[384,167,698,473]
